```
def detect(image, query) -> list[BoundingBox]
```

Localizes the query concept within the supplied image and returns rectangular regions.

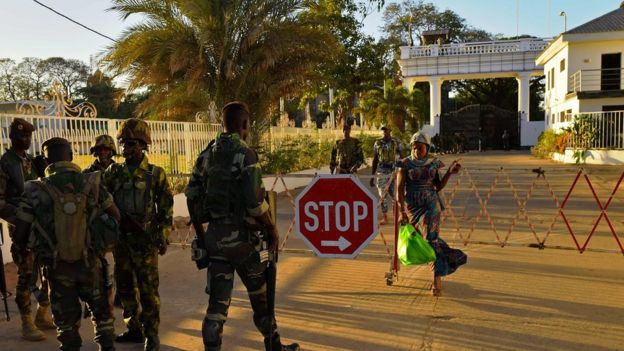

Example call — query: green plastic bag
[397,224,436,266]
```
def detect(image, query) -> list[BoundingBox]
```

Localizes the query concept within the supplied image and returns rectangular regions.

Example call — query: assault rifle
[120,213,167,253]
[264,191,278,350]
[0,226,11,321]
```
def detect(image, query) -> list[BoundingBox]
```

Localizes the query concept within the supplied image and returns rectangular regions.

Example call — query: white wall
[544,45,571,117]
[552,149,624,165]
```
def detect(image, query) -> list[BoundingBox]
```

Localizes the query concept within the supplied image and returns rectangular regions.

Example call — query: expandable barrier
[169,167,624,268]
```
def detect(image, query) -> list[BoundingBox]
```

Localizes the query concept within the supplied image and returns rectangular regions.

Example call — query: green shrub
[531,129,560,159]
[260,132,381,174]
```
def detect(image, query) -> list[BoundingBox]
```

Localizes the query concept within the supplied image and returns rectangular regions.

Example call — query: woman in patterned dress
[397,132,465,296]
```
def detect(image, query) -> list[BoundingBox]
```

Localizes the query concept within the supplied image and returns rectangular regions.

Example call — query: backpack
[198,134,246,223]
[34,172,115,262]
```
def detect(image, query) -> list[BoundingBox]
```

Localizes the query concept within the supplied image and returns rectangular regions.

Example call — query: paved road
[2,150,624,350]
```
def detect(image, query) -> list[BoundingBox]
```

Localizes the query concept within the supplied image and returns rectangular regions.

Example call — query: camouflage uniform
[330,138,364,174]
[186,132,293,351]
[83,159,116,174]
[103,155,172,340]
[15,159,116,351]
[373,137,403,214]
[0,148,50,314]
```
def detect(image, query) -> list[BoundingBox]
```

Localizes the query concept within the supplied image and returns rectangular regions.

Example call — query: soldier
[186,101,300,351]
[0,118,54,340]
[369,125,403,224]
[329,123,364,174]
[12,137,120,351]
[103,118,172,351]
[84,135,117,173]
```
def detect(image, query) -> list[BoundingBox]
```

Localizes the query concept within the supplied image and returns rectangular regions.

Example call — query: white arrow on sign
[321,236,352,251]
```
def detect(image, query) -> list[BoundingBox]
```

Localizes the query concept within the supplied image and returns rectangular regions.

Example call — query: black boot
[115,329,144,343]
[144,335,160,351]
[264,334,300,351]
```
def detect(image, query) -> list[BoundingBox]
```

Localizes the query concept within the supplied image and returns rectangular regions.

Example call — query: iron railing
[568,68,624,93]
[566,111,624,150]
[0,114,378,173]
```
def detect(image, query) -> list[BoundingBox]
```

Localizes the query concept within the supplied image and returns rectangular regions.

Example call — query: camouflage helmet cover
[90,134,117,155]
[116,118,152,144]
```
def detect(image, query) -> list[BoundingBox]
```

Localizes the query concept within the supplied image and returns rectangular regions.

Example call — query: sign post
[295,175,378,258]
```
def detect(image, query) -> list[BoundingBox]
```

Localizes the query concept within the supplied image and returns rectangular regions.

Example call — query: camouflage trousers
[202,224,281,351]
[114,243,160,337]
[375,169,395,214]
[9,243,50,315]
[43,257,115,350]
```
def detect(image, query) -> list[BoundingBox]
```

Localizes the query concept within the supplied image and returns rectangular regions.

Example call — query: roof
[565,7,624,34]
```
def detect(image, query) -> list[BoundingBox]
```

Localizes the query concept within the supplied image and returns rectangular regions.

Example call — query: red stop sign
[295,175,378,258]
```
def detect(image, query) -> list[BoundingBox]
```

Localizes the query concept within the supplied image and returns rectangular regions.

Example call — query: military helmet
[9,118,35,138]
[116,118,152,145]
[410,132,431,146]
[90,135,117,155]
[42,137,71,151]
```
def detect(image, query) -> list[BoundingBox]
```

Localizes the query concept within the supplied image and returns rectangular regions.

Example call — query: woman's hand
[398,211,408,225]
[449,160,462,174]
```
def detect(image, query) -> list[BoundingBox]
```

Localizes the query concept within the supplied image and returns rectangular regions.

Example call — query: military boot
[144,335,160,351]
[34,305,56,330]
[21,314,45,341]
[264,335,300,351]
[115,329,144,343]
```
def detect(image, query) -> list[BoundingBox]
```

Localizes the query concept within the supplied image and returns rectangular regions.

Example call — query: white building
[537,5,624,128]
[536,5,624,164]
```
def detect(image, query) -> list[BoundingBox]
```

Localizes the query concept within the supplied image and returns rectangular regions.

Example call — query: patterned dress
[399,155,466,277]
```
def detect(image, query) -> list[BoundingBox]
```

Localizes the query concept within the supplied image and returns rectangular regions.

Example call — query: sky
[1,0,622,65]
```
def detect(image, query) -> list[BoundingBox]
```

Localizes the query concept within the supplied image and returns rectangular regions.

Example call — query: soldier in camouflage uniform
[370,125,403,223]
[0,118,54,341]
[12,137,120,351]
[84,135,117,173]
[186,102,299,351]
[103,119,173,351]
[330,123,364,174]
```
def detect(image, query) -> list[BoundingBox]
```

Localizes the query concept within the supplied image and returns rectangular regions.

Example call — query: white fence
[401,38,550,59]
[0,114,378,174]
[566,111,624,150]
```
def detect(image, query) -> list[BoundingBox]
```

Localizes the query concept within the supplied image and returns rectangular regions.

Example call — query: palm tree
[356,79,423,132]
[103,0,337,123]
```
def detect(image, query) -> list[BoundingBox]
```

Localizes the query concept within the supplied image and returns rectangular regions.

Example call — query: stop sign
[295,175,378,258]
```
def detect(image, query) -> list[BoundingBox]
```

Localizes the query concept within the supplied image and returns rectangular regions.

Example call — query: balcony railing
[565,111,624,150]
[568,68,624,93]
[401,38,550,59]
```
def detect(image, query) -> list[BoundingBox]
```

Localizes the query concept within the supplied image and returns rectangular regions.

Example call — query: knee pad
[202,318,223,348]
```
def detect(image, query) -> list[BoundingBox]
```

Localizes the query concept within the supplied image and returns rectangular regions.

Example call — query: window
[559,111,565,123]
[547,71,550,91]
[565,109,572,122]
[560,59,566,72]
[551,68,555,89]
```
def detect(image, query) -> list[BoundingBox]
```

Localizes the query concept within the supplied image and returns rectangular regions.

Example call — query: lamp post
[559,11,567,32]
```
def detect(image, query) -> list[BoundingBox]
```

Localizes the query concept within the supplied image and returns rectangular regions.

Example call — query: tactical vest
[336,139,360,168]
[376,139,400,167]
[198,133,246,223]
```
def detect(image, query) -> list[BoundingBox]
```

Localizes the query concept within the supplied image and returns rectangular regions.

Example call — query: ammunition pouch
[191,236,209,270]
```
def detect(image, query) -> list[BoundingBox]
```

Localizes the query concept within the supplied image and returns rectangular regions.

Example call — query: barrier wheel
[386,278,393,286]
